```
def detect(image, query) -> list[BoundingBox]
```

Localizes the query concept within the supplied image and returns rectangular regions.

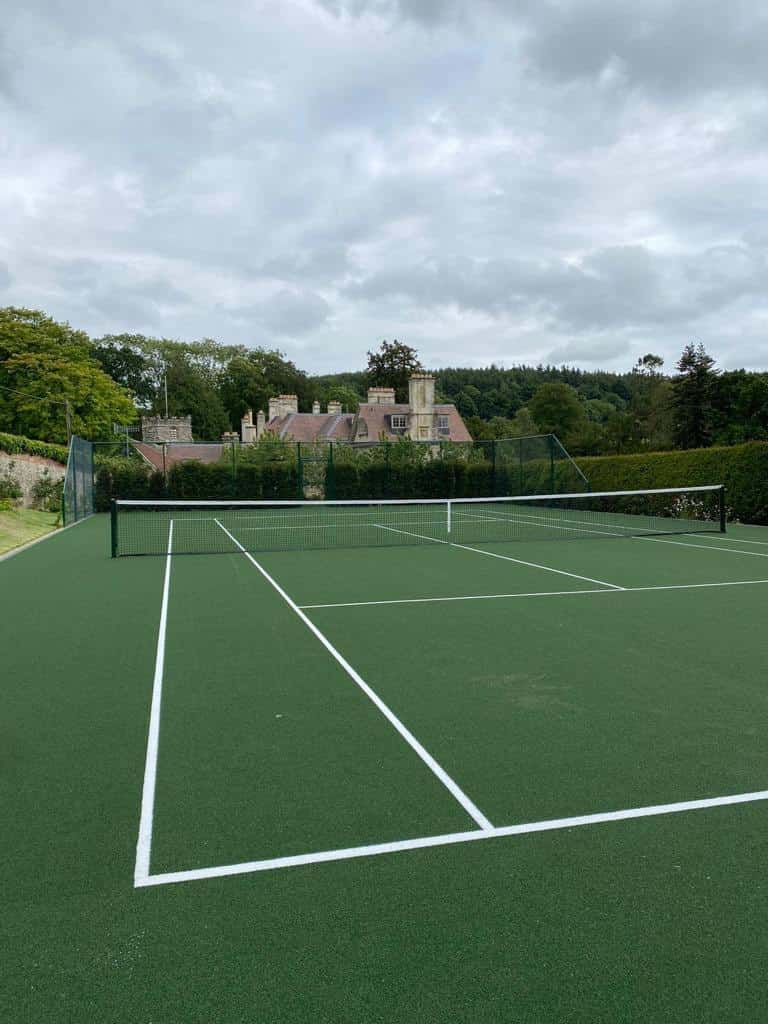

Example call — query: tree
[672,343,718,449]
[366,339,423,402]
[0,307,136,443]
[633,353,665,376]
[506,407,538,437]
[219,348,312,426]
[93,338,157,408]
[528,383,585,444]
[159,350,229,441]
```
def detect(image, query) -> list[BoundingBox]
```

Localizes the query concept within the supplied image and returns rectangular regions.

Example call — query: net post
[447,499,452,535]
[719,486,726,533]
[110,500,118,558]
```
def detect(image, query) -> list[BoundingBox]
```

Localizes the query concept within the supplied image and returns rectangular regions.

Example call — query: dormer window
[437,415,449,435]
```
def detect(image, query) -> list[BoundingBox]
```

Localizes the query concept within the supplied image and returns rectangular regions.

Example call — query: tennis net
[111,485,725,556]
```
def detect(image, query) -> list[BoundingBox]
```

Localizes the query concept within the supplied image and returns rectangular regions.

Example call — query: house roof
[353,403,472,442]
[132,441,224,471]
[266,412,355,442]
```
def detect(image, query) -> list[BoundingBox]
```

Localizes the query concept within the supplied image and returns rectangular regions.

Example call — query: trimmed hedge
[93,441,768,525]
[572,441,768,524]
[0,431,69,464]
[94,457,300,510]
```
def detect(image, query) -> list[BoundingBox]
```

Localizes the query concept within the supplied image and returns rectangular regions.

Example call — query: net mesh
[63,436,94,525]
[112,486,724,557]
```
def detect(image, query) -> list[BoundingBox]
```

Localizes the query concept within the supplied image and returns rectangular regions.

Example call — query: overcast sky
[2,0,767,375]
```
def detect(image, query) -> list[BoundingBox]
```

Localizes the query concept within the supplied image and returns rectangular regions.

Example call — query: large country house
[241,374,472,444]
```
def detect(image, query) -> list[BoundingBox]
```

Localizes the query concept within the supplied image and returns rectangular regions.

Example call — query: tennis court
[4,491,768,1021]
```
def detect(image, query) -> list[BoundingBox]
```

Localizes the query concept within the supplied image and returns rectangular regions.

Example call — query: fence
[62,436,94,525]
[93,434,589,508]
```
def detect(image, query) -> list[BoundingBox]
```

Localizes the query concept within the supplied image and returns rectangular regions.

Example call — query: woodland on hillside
[1,307,767,455]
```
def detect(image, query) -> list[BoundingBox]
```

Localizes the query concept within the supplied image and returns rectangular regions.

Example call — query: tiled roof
[262,403,471,443]
[132,441,224,470]
[353,404,472,442]
[266,413,355,442]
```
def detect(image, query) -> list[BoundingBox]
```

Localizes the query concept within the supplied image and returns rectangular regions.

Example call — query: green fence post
[518,438,524,495]
[326,443,335,500]
[491,440,497,496]
[297,442,303,498]
[549,435,556,493]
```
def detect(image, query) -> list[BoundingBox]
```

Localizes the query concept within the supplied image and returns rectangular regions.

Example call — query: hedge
[93,441,768,525]
[0,431,69,464]
[94,457,300,510]
[572,441,768,524]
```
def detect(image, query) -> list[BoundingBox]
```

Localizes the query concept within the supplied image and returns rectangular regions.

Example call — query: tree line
[1,306,766,454]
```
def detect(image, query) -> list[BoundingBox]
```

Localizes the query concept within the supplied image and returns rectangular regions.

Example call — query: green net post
[719,487,726,532]
[111,500,119,557]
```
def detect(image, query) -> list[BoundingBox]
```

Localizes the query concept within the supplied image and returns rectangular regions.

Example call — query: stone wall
[0,451,66,508]
[141,415,193,442]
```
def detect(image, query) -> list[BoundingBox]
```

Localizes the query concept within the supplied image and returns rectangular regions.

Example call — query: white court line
[136,787,768,887]
[213,518,493,832]
[683,533,768,548]
[638,537,768,558]
[299,577,768,610]
[374,523,624,590]
[134,519,174,885]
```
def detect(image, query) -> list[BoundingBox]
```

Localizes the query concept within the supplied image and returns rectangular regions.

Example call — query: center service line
[213,519,494,833]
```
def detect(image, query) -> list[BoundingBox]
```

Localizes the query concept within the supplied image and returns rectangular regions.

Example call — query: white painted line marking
[673,533,768,548]
[298,577,768,610]
[373,523,624,590]
[214,519,493,832]
[136,787,768,887]
[638,537,768,558]
[134,519,174,885]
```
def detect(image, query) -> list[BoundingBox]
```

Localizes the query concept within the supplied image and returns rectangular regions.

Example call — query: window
[438,415,450,435]
[169,427,178,440]
[391,414,407,432]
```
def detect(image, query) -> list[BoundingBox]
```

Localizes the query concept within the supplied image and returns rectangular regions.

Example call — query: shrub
[0,463,22,502]
[30,470,64,512]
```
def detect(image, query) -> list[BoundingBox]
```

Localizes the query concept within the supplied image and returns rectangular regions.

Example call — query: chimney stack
[327,400,342,415]
[367,386,396,404]
[408,374,435,441]
[256,409,266,439]
[240,409,257,443]
[312,400,321,414]
[268,394,299,419]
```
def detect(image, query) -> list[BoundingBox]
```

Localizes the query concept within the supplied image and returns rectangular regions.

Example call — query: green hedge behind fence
[94,440,768,524]
[572,441,768,524]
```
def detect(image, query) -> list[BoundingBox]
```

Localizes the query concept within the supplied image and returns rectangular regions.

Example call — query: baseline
[137,787,768,887]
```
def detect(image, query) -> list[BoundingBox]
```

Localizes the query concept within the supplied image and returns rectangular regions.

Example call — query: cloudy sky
[2,0,767,374]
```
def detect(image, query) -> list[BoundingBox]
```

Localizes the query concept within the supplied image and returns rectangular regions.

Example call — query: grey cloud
[0,0,766,374]
[239,290,331,336]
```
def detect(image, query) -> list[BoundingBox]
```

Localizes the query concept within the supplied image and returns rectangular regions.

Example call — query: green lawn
[0,506,59,555]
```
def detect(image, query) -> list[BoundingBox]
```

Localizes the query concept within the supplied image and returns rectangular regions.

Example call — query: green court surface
[3,513,768,1021]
